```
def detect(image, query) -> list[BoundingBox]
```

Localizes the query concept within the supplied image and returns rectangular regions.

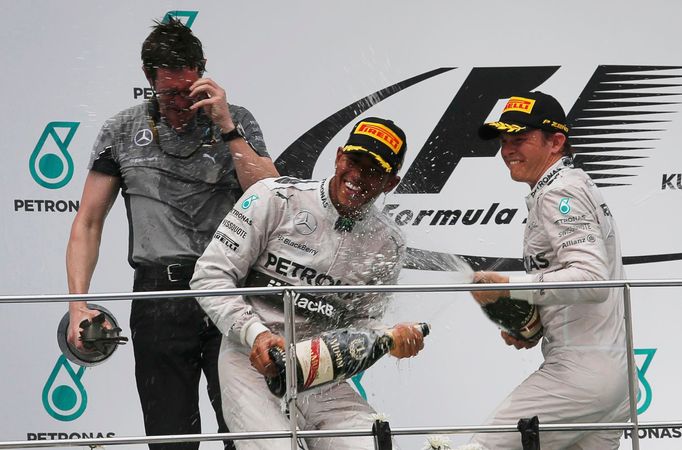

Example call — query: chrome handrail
[1,421,680,449]
[1,278,680,304]
[4,278,681,449]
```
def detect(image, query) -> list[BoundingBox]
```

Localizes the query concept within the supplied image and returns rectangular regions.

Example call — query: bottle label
[296,338,335,389]
[292,329,392,392]
[519,305,543,341]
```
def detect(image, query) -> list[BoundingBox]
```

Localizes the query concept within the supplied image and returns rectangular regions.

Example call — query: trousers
[471,352,629,450]
[217,340,383,450]
[132,271,235,450]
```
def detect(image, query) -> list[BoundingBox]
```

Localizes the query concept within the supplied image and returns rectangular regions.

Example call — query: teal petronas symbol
[635,348,656,415]
[42,355,88,421]
[559,197,571,215]
[241,194,259,210]
[351,372,367,400]
[29,122,79,189]
[162,11,198,28]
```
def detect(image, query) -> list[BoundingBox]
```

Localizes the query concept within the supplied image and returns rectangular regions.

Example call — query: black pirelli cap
[342,117,407,173]
[479,91,570,140]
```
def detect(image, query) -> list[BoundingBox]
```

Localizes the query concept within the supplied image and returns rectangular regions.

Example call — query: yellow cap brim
[342,145,393,173]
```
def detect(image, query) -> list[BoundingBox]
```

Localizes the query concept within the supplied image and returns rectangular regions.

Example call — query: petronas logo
[162,11,198,28]
[350,372,367,400]
[42,355,88,421]
[635,348,656,415]
[29,122,79,189]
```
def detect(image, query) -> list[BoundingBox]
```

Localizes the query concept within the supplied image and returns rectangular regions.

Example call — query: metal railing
[1,278,679,449]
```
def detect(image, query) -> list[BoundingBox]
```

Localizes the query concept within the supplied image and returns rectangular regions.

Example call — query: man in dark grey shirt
[65,19,278,449]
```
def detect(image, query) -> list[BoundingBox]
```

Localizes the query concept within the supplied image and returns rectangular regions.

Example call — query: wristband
[241,317,270,347]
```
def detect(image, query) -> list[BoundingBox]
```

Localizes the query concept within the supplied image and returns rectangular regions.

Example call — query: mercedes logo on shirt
[134,128,154,147]
[294,211,317,235]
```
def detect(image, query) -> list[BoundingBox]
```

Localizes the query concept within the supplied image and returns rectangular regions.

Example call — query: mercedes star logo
[294,211,317,235]
[134,128,154,147]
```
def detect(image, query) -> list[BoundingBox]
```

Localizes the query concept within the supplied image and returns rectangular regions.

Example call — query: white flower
[422,435,451,449]
[369,412,390,422]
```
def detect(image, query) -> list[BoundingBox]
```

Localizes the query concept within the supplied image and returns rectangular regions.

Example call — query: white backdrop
[2,1,682,448]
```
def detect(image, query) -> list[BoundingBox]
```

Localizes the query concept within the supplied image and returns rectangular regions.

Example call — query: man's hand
[189,78,234,132]
[250,331,285,377]
[501,330,540,350]
[389,322,425,358]
[67,303,111,352]
[471,271,511,305]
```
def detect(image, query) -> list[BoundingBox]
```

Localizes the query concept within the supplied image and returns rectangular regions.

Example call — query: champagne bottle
[482,297,543,342]
[266,323,430,397]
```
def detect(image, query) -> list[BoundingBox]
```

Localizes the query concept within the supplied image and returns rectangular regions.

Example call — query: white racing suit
[191,176,405,450]
[471,158,629,450]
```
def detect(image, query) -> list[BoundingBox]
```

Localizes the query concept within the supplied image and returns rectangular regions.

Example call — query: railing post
[517,416,540,450]
[623,283,640,450]
[372,419,392,450]
[283,289,299,450]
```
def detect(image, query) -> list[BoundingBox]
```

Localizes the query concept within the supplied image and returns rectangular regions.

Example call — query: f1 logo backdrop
[277,65,682,189]
[275,65,682,270]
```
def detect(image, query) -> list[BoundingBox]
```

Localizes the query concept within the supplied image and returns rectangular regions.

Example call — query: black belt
[134,262,197,283]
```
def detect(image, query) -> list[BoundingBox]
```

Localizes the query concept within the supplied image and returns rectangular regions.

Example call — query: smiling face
[329,148,400,217]
[151,67,200,132]
[499,129,565,187]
